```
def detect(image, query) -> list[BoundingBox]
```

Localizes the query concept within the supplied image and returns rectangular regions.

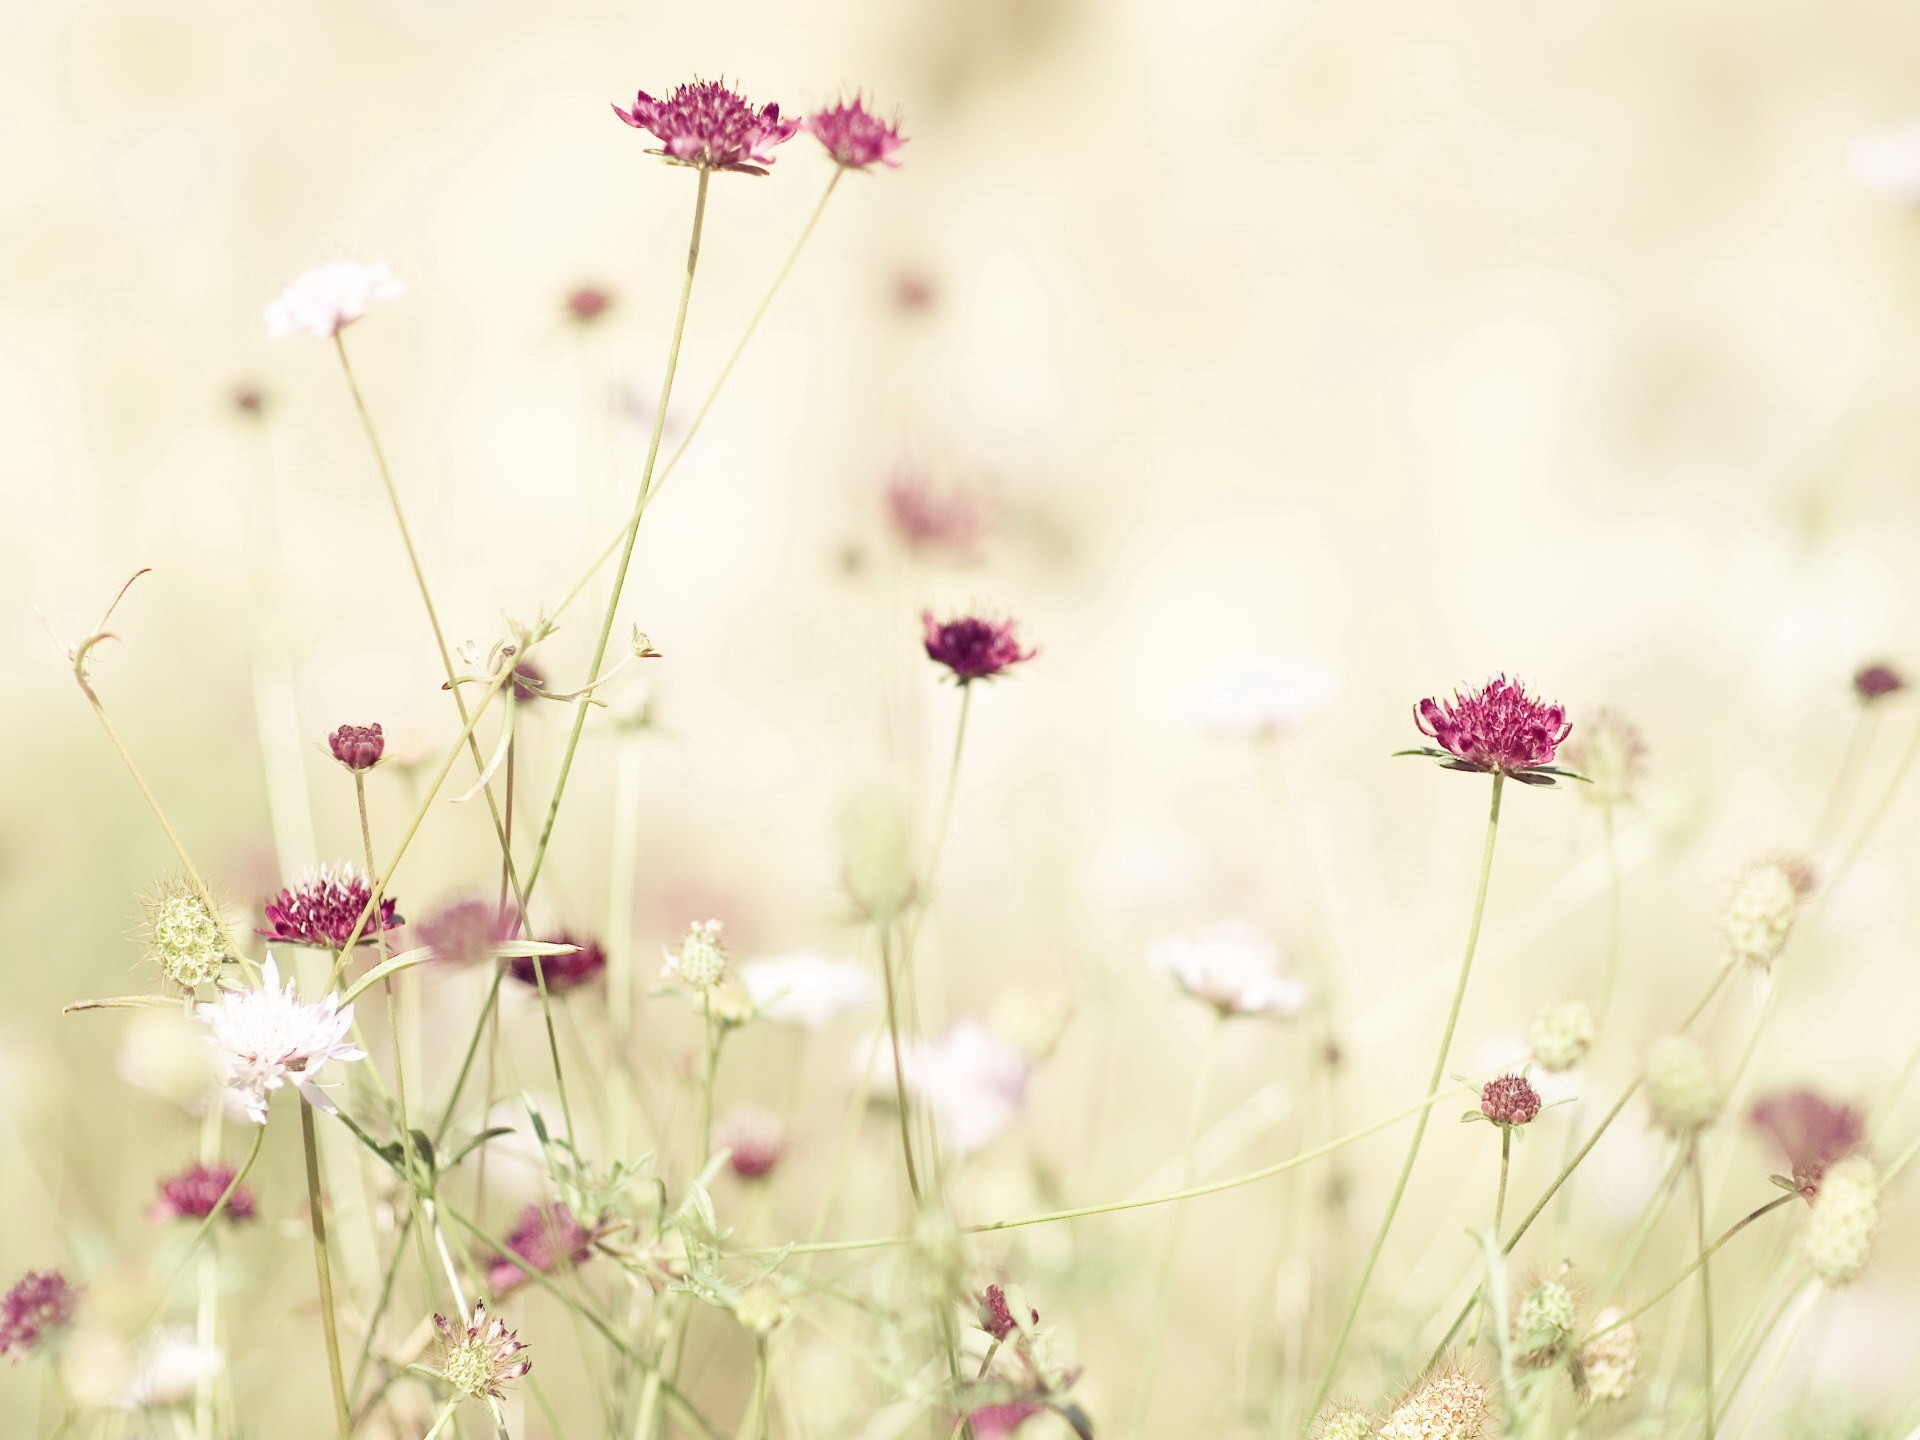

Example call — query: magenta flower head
[260,863,401,949]
[507,930,605,993]
[328,722,385,772]
[149,1163,256,1224]
[806,97,906,170]
[976,1283,1038,1341]
[487,1203,596,1295]
[0,1270,79,1359]
[716,1106,786,1180]
[1853,662,1906,703]
[1479,1073,1543,1128]
[923,610,1037,685]
[1752,1090,1865,1198]
[612,79,799,176]
[565,284,613,324]
[1403,675,1576,785]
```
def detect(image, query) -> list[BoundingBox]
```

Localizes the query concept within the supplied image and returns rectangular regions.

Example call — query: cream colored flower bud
[1514,1280,1576,1363]
[1577,1308,1639,1404]
[732,1280,790,1336]
[1723,860,1805,969]
[661,920,728,991]
[1315,1407,1375,1440]
[1378,1371,1488,1440]
[144,879,230,989]
[1804,1154,1880,1287]
[1528,1001,1595,1073]
[1644,1035,1720,1135]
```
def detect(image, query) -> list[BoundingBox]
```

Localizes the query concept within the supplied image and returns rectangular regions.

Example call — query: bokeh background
[7,0,1920,1435]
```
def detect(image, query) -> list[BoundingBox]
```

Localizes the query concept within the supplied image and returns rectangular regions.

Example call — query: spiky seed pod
[1804,1154,1881,1287]
[1529,1000,1595,1073]
[1644,1035,1721,1135]
[660,920,728,991]
[1576,1308,1640,1405]
[1315,1406,1376,1440]
[143,879,231,989]
[1723,860,1806,969]
[1377,1371,1489,1440]
[1513,1281,1577,1366]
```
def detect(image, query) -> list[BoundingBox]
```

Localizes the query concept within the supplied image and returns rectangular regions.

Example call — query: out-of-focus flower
[1562,709,1646,807]
[662,919,729,991]
[509,931,604,993]
[197,957,364,1124]
[922,611,1037,684]
[327,723,385,772]
[1752,1091,1866,1198]
[119,1326,222,1410]
[1406,676,1573,784]
[1149,921,1307,1020]
[564,284,613,324]
[148,1163,255,1224]
[417,898,518,969]
[263,260,402,339]
[717,1106,786,1179]
[1479,1074,1542,1128]
[806,98,906,170]
[874,1020,1031,1156]
[841,795,918,922]
[612,79,798,176]
[1377,1369,1489,1440]
[1576,1308,1640,1404]
[231,382,266,416]
[434,1301,531,1400]
[1513,1280,1576,1366]
[1528,1001,1595,1073]
[1644,1036,1720,1136]
[0,1270,79,1358]
[1847,122,1920,205]
[143,879,231,989]
[1804,1155,1881,1286]
[487,1203,594,1295]
[1315,1408,1375,1440]
[1188,660,1338,742]
[885,472,993,558]
[739,953,876,1029]
[510,661,548,703]
[1853,662,1907,703]
[893,267,937,312]
[966,1403,1048,1440]
[976,1284,1037,1341]
[259,864,401,950]
[732,1280,791,1336]
[1724,858,1812,969]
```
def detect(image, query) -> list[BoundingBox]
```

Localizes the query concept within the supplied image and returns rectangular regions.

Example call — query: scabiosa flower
[416,897,518,968]
[564,284,613,324]
[1479,1073,1542,1128]
[260,863,401,950]
[0,1270,79,1358]
[1315,1408,1376,1440]
[1512,1280,1576,1366]
[1405,675,1574,784]
[966,1403,1048,1440]
[487,1203,595,1294]
[1528,1001,1595,1073]
[327,723,384,772]
[885,472,993,559]
[508,931,605,993]
[1804,1154,1881,1286]
[870,1021,1032,1156]
[1562,709,1646,807]
[119,1326,223,1410]
[716,1106,786,1180]
[1377,1369,1490,1440]
[148,1163,255,1224]
[1724,857,1812,969]
[1854,662,1907,702]
[922,610,1037,684]
[1576,1309,1640,1404]
[739,952,877,1029]
[661,919,729,991]
[1189,660,1339,742]
[612,78,798,176]
[434,1301,531,1400]
[806,97,906,170]
[1149,921,1307,1020]
[143,878,231,989]
[976,1283,1037,1341]
[263,260,402,340]
[1643,1035,1720,1136]
[1754,1091,1867,1199]
[196,957,365,1123]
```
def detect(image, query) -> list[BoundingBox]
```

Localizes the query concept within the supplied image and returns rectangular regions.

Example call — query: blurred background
[7,0,1920,1435]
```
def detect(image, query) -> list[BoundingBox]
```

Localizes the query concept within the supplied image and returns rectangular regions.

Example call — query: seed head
[805,97,906,170]
[143,879,231,989]
[661,919,728,991]
[1723,859,1809,969]
[612,78,799,175]
[1513,1280,1576,1365]
[1479,1074,1542,1128]
[1314,1406,1375,1440]
[1409,676,1572,783]
[1576,1308,1639,1404]
[148,1163,255,1224]
[1378,1370,1490,1440]
[508,931,606,994]
[922,610,1037,684]
[1528,1001,1595,1073]
[327,723,385,772]
[1804,1154,1881,1287]
[1644,1035,1720,1135]
[434,1301,530,1400]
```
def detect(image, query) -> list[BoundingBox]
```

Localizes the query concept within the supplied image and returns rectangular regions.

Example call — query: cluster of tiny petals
[1853,662,1906,702]
[1723,858,1808,968]
[922,610,1037,683]
[1577,1309,1639,1404]
[149,1163,255,1224]
[806,98,906,169]
[145,881,229,989]
[260,863,401,949]
[434,1301,531,1399]
[1751,1090,1865,1197]
[662,919,729,990]
[263,260,402,339]
[1414,675,1571,777]
[0,1270,80,1358]
[1804,1154,1881,1286]
[1513,1281,1576,1364]
[976,1283,1037,1341]
[508,931,607,993]
[1528,1001,1594,1073]
[197,957,365,1124]
[1315,1407,1375,1440]
[1480,1073,1542,1127]
[1377,1371,1490,1440]
[488,1203,594,1294]
[613,78,799,175]
[327,723,385,771]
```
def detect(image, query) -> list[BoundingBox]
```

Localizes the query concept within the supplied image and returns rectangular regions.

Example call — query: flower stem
[1692,1146,1718,1440]
[1578,1192,1796,1346]
[421,1397,459,1440]
[1302,772,1505,1429]
[877,922,924,1207]
[1495,1126,1513,1236]
[300,1098,354,1440]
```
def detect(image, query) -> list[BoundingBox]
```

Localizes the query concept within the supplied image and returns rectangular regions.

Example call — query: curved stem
[878,923,924,1207]
[1495,1126,1513,1237]
[300,1099,353,1440]
[1693,1146,1718,1439]
[1578,1192,1797,1346]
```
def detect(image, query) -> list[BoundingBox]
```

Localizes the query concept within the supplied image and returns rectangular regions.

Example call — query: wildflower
[977,1283,1037,1341]
[806,97,906,170]
[0,1270,79,1358]
[922,610,1037,684]
[508,931,605,993]
[434,1301,531,1400]
[706,977,757,1028]
[612,78,798,176]
[263,260,402,340]
[885,472,993,558]
[416,898,517,968]
[564,284,613,324]
[967,1403,1048,1440]
[327,722,385,772]
[739,953,877,1029]
[1528,1001,1594,1073]
[143,879,231,989]
[196,957,365,1123]
[119,1326,222,1410]
[1752,1090,1865,1199]
[1189,660,1338,742]
[1479,1074,1542,1128]
[732,1280,790,1335]
[841,795,918,921]
[716,1107,786,1180]
[662,919,728,991]
[487,1203,594,1294]
[510,660,547,702]
[1724,858,1811,969]
[231,382,267,416]
[1804,1154,1881,1286]
[1513,1280,1576,1366]
[1576,1308,1639,1404]
[148,1162,255,1224]
[1562,709,1646,807]
[1846,122,1920,205]
[1315,1407,1376,1440]
[1644,1035,1720,1136]
[259,863,401,950]
[1405,675,1574,784]
[1149,921,1307,1020]
[1853,662,1906,702]
[874,1020,1032,1155]
[1378,1369,1490,1440]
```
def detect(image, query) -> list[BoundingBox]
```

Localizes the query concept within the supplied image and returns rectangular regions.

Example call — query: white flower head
[1188,660,1337,741]
[739,953,877,1029]
[196,956,364,1124]
[661,919,728,991]
[263,259,403,339]
[1847,122,1920,206]
[859,1020,1031,1157]
[120,1326,223,1411]
[1149,920,1307,1019]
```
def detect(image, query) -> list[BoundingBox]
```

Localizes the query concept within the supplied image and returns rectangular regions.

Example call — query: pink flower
[263,260,402,340]
[922,611,1037,684]
[260,864,401,949]
[1752,1090,1866,1198]
[886,472,993,558]
[613,79,798,176]
[149,1163,256,1224]
[976,1284,1037,1341]
[508,931,605,993]
[966,1404,1048,1440]
[1854,663,1906,703]
[0,1271,79,1359]
[806,98,906,170]
[327,723,385,772]
[716,1106,786,1180]
[1406,675,1574,784]
[1480,1073,1542,1128]
[416,898,518,968]
[487,1204,595,1295]
[565,285,613,324]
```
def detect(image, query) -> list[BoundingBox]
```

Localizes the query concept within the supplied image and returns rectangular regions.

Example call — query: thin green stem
[1579,1193,1797,1346]
[1596,799,1624,1037]
[421,1397,460,1440]
[1693,1147,1718,1439]
[877,923,923,1207]
[1495,1126,1513,1237]
[300,1099,353,1440]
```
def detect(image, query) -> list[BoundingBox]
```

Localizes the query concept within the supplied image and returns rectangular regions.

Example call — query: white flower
[859,1020,1032,1156]
[739,953,877,1029]
[1149,921,1307,1019]
[1848,123,1920,206]
[120,1326,223,1410]
[1187,660,1337,741]
[263,260,403,339]
[660,919,728,991]
[196,956,364,1124]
